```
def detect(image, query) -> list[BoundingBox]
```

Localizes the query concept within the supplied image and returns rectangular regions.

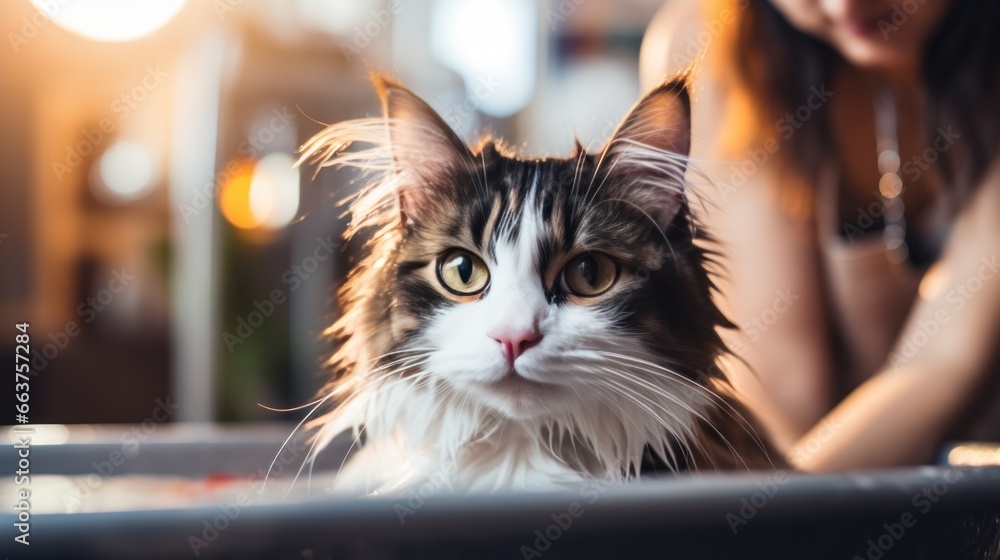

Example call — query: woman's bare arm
[641,2,836,452]
[698,168,836,453]
[791,165,1000,471]
[643,1,1000,468]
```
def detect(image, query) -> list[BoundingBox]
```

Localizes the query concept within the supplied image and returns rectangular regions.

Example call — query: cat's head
[303,75,731,428]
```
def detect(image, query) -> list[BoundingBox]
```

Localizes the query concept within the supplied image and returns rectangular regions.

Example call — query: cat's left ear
[374,75,471,226]
[600,77,691,228]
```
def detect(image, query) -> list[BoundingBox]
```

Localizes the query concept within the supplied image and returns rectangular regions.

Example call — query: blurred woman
[640,0,1000,470]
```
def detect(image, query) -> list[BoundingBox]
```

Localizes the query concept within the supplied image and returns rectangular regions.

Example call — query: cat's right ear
[374,76,471,226]
[599,76,691,230]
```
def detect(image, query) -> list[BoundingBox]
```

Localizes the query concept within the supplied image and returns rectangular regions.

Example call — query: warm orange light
[218,155,300,231]
[219,161,262,230]
[918,262,949,300]
[947,443,1000,466]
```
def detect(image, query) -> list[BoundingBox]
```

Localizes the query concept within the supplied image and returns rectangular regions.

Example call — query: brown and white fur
[295,74,776,495]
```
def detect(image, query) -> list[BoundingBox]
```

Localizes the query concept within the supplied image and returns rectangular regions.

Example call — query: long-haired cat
[296,73,776,494]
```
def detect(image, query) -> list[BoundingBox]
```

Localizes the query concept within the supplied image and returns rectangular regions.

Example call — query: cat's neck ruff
[317,361,714,495]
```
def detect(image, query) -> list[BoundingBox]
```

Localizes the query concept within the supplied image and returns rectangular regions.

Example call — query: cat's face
[371,77,729,421]
[396,155,659,419]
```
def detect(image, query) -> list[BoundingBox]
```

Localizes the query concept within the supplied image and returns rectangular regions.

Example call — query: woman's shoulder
[639,0,703,89]
[640,1,735,153]
[639,1,738,90]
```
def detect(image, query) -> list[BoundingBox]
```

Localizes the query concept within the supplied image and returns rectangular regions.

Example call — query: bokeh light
[219,160,259,230]
[430,0,536,118]
[249,152,301,230]
[29,0,189,43]
[93,140,157,203]
[220,154,300,231]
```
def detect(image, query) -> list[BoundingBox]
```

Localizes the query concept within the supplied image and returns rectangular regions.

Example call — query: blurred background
[0,0,665,425]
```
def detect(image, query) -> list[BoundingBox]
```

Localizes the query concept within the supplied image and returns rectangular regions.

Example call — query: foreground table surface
[2,424,999,559]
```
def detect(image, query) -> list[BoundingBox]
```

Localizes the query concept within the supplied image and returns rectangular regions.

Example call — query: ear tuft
[607,78,691,158]
[371,75,471,225]
[601,76,692,229]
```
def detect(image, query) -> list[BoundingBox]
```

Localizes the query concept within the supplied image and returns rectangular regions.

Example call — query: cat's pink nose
[490,328,543,364]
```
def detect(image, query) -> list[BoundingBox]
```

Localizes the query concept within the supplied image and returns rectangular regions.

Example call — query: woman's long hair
[724,0,1000,203]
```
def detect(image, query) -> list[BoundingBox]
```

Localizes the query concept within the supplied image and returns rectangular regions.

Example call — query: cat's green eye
[561,252,619,297]
[437,249,490,296]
